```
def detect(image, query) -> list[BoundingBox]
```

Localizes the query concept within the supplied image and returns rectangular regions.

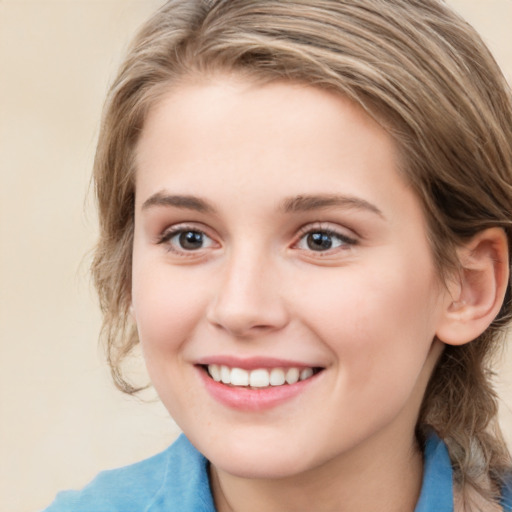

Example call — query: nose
[206,249,289,338]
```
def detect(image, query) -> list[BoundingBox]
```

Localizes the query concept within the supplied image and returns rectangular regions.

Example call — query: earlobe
[435,227,509,346]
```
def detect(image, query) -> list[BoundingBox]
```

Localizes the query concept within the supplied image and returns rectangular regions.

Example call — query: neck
[210,430,424,512]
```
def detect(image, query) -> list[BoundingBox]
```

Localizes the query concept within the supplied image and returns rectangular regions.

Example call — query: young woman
[44,0,512,510]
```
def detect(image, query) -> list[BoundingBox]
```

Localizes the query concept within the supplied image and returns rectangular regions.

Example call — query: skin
[131,75,458,512]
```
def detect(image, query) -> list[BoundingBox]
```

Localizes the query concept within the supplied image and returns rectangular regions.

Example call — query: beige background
[0,1,511,511]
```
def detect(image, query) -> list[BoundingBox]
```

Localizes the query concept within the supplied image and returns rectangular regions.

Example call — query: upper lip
[194,355,324,370]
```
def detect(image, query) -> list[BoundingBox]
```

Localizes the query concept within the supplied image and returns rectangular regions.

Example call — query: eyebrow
[141,192,215,213]
[281,194,384,217]
[141,191,383,218]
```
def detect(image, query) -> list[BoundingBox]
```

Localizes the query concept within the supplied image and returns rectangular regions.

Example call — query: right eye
[158,227,217,254]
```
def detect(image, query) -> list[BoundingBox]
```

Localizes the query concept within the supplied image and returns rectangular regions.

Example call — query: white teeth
[230,368,249,386]
[207,365,317,388]
[249,369,270,388]
[300,368,314,381]
[269,368,286,386]
[209,364,221,382]
[285,367,300,385]
[220,365,231,384]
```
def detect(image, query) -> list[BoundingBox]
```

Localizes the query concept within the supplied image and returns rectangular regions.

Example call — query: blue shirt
[42,434,511,511]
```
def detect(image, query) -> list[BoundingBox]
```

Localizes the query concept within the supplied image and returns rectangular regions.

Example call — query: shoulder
[502,476,512,512]
[419,433,512,512]
[415,433,454,512]
[41,434,216,512]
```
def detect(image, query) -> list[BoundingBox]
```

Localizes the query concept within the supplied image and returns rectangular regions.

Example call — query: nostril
[206,306,287,337]
[205,272,290,336]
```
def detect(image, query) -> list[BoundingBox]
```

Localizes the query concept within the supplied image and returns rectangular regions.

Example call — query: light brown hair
[91,0,512,506]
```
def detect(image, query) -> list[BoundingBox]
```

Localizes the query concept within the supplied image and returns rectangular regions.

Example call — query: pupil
[179,231,203,250]
[307,232,332,251]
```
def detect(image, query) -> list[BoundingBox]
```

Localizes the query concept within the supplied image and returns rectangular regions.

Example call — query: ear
[435,227,509,346]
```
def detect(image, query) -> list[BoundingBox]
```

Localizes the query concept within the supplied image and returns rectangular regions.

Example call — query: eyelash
[156,223,358,257]
[294,224,358,253]
[156,224,217,256]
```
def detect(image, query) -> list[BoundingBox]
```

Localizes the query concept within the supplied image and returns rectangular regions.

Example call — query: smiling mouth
[201,364,323,389]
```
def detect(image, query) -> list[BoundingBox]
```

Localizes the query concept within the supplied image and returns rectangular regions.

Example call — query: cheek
[131,264,211,355]
[297,260,441,375]
[131,264,214,420]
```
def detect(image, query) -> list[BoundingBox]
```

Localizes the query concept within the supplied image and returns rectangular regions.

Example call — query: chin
[212,451,310,480]
[192,429,323,480]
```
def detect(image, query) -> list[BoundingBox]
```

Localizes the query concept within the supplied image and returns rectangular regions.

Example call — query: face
[132,76,450,480]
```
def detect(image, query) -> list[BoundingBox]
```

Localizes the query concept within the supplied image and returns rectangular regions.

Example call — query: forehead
[135,76,408,205]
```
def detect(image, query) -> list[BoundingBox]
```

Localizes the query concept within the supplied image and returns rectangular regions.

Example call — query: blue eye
[297,230,355,252]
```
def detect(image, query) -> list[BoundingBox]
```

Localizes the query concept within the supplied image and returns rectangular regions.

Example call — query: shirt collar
[170,433,454,512]
[414,433,454,512]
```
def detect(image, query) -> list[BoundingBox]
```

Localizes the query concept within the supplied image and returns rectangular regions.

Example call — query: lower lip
[198,367,322,411]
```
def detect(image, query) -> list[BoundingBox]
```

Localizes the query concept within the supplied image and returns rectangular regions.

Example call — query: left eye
[296,230,354,252]
[163,229,215,251]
